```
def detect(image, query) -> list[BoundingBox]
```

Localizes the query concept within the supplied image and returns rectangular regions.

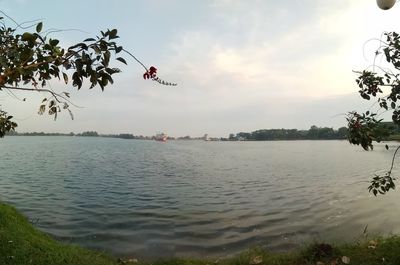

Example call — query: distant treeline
[7,122,400,141]
[228,122,400,141]
[6,131,152,140]
[228,126,348,141]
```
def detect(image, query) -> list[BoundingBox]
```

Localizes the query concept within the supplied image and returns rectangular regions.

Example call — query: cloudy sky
[1,0,399,137]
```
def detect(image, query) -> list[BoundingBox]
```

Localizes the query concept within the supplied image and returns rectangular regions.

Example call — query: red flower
[149,66,157,77]
[143,66,157,80]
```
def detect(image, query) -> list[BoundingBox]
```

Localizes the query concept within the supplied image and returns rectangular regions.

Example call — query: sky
[1,0,400,137]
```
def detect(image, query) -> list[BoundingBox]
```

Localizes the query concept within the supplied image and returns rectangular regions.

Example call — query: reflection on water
[1,136,400,258]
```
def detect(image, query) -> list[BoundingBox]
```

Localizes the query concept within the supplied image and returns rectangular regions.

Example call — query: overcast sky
[1,0,399,137]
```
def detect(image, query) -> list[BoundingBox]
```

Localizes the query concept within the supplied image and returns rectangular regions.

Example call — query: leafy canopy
[347,32,400,196]
[0,14,176,137]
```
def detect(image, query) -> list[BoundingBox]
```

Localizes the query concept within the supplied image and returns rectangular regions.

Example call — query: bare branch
[3,86,71,105]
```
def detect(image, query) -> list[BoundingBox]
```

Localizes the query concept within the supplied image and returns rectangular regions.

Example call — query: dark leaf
[103,50,110,66]
[116,57,127,65]
[50,39,60,46]
[36,22,43,33]
[62,72,68,84]
[109,29,118,39]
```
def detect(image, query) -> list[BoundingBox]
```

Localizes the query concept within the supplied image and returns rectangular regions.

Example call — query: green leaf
[109,29,118,39]
[84,38,96,42]
[116,57,127,65]
[385,144,389,150]
[36,22,43,33]
[21,32,35,42]
[50,39,60,46]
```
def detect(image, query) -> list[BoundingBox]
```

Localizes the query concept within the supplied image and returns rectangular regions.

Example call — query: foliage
[79,131,99,137]
[0,14,176,138]
[231,126,349,141]
[0,16,127,122]
[347,31,400,195]
[0,109,17,137]
[0,203,117,265]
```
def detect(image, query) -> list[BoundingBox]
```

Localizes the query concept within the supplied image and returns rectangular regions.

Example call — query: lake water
[1,136,400,259]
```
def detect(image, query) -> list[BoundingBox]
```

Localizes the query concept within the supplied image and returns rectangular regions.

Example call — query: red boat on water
[155,133,167,142]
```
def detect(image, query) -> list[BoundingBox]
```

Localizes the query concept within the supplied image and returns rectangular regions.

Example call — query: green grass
[1,202,400,265]
[0,203,116,265]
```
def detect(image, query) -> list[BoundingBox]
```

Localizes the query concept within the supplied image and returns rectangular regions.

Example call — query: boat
[155,132,167,142]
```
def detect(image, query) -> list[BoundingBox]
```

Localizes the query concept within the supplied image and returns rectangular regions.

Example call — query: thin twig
[122,48,148,71]
[0,10,42,30]
[3,86,73,106]
[388,145,400,176]
[43,28,90,38]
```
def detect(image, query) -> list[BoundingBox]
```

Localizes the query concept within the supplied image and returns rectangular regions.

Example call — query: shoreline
[1,203,400,265]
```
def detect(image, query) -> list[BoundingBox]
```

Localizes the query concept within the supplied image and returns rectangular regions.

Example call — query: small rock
[341,256,350,264]
[250,255,263,265]
[368,240,378,249]
[316,262,325,265]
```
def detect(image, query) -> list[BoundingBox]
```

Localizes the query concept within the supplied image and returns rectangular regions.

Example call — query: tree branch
[2,85,73,106]
[388,145,400,176]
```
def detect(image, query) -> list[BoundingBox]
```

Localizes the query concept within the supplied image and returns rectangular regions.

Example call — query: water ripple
[1,137,400,258]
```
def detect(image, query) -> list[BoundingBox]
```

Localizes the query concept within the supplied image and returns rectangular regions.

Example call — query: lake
[1,136,400,259]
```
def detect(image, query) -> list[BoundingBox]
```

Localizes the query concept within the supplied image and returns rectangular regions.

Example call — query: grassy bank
[1,203,400,265]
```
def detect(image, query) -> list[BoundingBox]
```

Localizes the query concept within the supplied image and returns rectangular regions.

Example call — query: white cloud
[3,1,400,136]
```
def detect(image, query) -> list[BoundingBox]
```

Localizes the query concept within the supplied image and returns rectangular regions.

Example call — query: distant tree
[318,127,335,139]
[307,125,319,139]
[228,133,236,141]
[0,13,176,137]
[79,131,99,137]
[336,127,348,139]
[230,127,346,141]
[236,132,252,140]
[347,31,400,195]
